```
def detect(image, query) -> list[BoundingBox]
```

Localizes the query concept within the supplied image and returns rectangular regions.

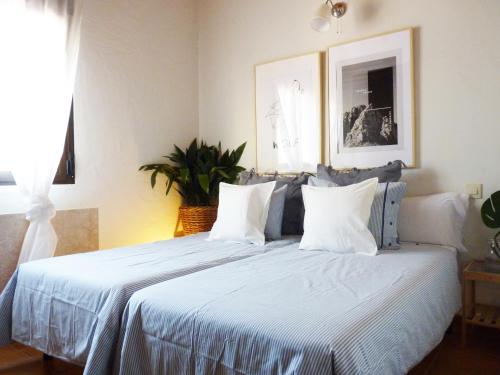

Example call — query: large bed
[0,233,297,375]
[116,242,461,375]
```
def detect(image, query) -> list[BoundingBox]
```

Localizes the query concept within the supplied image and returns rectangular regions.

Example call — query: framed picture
[328,29,415,168]
[255,53,322,173]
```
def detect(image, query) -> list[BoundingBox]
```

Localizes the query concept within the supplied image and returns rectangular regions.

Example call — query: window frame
[0,102,75,186]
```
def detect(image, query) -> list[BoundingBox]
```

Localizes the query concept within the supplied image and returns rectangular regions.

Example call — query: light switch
[466,184,483,199]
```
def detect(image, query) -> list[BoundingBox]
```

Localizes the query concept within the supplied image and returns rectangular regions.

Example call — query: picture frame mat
[255,52,322,173]
[328,28,415,168]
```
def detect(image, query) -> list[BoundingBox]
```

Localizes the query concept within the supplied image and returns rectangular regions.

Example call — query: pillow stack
[309,175,407,250]
[210,161,469,254]
[213,162,405,250]
[239,170,309,237]
[302,161,406,254]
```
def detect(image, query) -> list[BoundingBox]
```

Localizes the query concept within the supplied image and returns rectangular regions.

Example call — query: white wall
[0,0,199,249]
[198,0,500,260]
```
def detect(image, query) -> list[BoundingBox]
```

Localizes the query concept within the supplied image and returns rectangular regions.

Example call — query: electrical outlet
[466,184,483,199]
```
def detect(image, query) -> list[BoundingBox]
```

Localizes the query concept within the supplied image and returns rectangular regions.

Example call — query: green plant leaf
[139,163,161,171]
[186,139,198,163]
[150,170,158,188]
[220,150,230,165]
[179,168,190,184]
[170,145,186,163]
[198,174,210,194]
[233,142,246,164]
[209,166,225,175]
[481,191,500,229]
[166,177,175,196]
[216,169,230,179]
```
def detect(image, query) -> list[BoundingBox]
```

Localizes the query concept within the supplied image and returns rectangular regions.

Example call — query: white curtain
[0,0,83,264]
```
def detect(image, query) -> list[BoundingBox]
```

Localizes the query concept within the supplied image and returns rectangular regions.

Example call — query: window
[0,102,75,185]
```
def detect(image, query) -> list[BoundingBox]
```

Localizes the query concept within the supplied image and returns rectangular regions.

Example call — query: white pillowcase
[208,181,276,245]
[300,178,379,255]
[398,192,469,251]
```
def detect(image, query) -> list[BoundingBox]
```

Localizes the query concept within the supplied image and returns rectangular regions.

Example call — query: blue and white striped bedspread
[117,243,460,375]
[0,233,297,375]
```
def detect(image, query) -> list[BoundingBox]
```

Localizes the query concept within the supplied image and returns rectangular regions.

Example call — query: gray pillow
[238,169,274,185]
[275,174,309,235]
[308,177,407,249]
[265,185,287,240]
[239,170,309,235]
[308,176,333,187]
[316,161,403,186]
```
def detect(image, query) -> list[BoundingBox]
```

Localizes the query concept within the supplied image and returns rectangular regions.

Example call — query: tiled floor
[0,320,498,374]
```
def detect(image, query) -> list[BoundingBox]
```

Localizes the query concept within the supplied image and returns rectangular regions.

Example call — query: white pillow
[208,181,276,245]
[299,178,379,255]
[398,192,469,251]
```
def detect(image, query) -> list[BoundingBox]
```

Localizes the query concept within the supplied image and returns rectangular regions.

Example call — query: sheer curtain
[0,0,83,264]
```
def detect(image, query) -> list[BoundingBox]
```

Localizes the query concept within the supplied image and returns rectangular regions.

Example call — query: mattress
[116,242,461,375]
[0,233,297,375]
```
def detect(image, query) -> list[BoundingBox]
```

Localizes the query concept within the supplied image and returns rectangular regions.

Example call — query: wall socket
[466,184,483,199]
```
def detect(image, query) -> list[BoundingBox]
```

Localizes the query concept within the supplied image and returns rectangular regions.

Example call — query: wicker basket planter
[178,206,217,235]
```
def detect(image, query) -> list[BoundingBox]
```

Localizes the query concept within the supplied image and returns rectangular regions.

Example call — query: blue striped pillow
[368,182,407,249]
[308,177,407,249]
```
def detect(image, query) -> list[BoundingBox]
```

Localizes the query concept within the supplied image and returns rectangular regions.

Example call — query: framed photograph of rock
[328,29,415,168]
[255,53,322,173]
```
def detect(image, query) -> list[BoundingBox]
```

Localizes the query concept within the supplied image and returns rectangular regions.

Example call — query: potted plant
[481,191,500,267]
[140,139,246,235]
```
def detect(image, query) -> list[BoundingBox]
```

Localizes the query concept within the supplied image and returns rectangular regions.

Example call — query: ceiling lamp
[311,1,347,33]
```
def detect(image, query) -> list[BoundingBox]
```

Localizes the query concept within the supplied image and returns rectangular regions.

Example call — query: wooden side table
[462,260,500,346]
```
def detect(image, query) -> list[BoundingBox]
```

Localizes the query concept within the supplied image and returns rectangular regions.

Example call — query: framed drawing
[328,29,415,168]
[255,52,322,173]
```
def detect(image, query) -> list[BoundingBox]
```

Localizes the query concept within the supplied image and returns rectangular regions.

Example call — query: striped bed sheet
[0,233,298,375]
[116,242,461,375]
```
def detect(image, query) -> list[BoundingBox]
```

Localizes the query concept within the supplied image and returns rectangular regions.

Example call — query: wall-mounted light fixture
[311,1,347,33]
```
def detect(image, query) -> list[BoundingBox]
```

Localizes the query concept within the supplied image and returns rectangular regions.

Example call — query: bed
[0,233,298,375]
[116,242,461,375]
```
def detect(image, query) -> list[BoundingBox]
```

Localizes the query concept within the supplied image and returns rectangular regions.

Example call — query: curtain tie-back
[25,197,56,222]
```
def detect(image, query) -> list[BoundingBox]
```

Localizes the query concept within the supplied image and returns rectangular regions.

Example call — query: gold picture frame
[254,52,323,174]
[327,28,416,168]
